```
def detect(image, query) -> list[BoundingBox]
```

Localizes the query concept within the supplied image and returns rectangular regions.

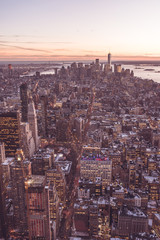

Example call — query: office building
[0,111,21,157]
[89,204,98,237]
[40,95,48,137]
[20,122,35,158]
[0,143,8,239]
[31,149,52,175]
[28,99,39,151]
[25,175,51,239]
[46,165,66,205]
[20,83,28,122]
[80,155,112,191]
[108,53,111,67]
[10,149,31,233]
[116,206,148,236]
[48,182,60,236]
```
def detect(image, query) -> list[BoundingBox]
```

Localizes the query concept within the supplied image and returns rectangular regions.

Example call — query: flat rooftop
[26,175,45,188]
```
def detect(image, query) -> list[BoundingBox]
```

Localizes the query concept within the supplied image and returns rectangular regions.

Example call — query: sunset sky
[1,0,160,61]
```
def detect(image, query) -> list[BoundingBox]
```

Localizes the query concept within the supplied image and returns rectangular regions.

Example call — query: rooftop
[26,175,45,188]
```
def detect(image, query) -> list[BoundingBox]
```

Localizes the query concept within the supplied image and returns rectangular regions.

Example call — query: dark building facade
[40,95,48,137]
[20,83,28,122]
[0,143,8,239]
[10,149,31,233]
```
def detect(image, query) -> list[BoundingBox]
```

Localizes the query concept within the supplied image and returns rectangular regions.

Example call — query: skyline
[1,0,160,61]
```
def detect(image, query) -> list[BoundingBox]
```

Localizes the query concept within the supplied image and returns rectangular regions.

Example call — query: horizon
[1,58,160,64]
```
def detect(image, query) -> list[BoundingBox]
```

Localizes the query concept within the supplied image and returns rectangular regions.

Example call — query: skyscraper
[0,111,21,157]
[108,53,111,68]
[40,95,48,137]
[20,122,35,158]
[20,83,28,122]
[0,143,8,239]
[46,165,66,205]
[25,175,51,239]
[28,99,39,151]
[10,149,31,233]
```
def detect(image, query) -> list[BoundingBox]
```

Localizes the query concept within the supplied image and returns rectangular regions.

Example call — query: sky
[1,0,160,61]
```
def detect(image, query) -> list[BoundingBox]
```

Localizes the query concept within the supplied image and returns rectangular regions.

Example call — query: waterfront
[122,64,160,83]
[23,62,160,83]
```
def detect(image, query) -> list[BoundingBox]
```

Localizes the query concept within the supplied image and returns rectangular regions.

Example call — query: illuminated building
[10,149,31,233]
[78,187,90,200]
[89,204,98,237]
[143,175,159,201]
[46,165,66,205]
[148,158,157,173]
[114,64,122,74]
[28,99,39,151]
[149,181,159,201]
[20,83,28,122]
[0,111,21,157]
[80,155,112,192]
[129,161,135,189]
[25,175,51,239]
[153,213,160,237]
[48,182,60,236]
[79,178,102,196]
[0,142,8,239]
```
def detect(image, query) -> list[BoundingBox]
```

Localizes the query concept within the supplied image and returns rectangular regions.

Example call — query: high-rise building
[0,111,21,157]
[0,142,6,163]
[8,64,12,77]
[89,204,98,237]
[0,143,8,239]
[20,122,35,158]
[74,117,84,141]
[95,59,100,71]
[31,149,52,175]
[28,99,39,151]
[56,118,69,142]
[48,182,60,237]
[46,165,66,205]
[20,83,28,122]
[10,149,31,233]
[25,175,51,239]
[108,53,111,67]
[40,95,48,137]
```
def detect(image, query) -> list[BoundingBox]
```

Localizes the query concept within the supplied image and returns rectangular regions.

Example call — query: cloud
[0,43,50,53]
[0,34,39,38]
[0,40,73,44]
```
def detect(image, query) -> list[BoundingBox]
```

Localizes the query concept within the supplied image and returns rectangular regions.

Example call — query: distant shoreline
[1,60,160,65]
[113,60,160,65]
